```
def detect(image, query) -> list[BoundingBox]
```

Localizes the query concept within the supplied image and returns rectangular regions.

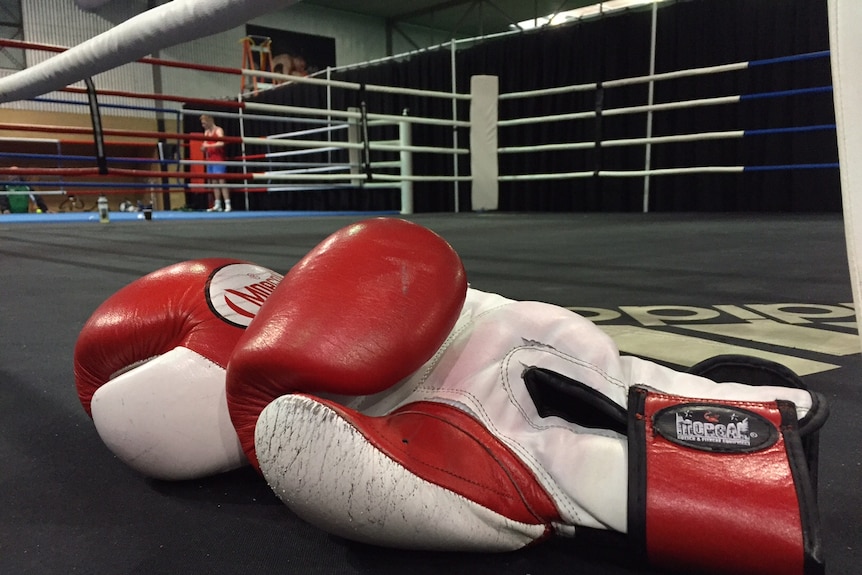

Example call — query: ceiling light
[515,0,664,30]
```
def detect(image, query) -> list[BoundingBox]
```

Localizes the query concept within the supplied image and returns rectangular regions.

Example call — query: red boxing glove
[226,217,467,471]
[74,258,282,480]
[245,286,828,575]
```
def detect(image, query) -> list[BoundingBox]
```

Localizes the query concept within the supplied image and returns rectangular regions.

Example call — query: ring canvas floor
[1,211,858,575]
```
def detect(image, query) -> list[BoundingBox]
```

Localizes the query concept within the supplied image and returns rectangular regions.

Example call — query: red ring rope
[60,86,244,108]
[0,38,241,76]
[0,122,242,144]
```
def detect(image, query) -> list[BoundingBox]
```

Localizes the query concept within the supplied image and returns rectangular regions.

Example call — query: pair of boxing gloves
[73,217,828,575]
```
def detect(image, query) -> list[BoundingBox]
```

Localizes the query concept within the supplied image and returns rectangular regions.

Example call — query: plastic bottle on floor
[98,195,109,223]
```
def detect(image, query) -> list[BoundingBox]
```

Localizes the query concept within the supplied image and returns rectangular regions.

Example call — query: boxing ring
[497,50,835,211]
[0,22,838,221]
[0,35,475,219]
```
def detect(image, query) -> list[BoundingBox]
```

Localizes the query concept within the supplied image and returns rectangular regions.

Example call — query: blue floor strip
[0,210,400,224]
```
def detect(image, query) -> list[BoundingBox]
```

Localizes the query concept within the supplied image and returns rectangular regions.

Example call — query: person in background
[291,55,308,76]
[272,54,295,78]
[200,114,231,212]
[0,166,50,214]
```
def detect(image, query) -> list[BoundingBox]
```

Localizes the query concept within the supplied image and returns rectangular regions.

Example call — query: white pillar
[828,0,862,352]
[470,75,499,211]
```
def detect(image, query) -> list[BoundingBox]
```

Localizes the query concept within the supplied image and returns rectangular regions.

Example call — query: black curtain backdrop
[186,0,836,213]
[648,0,837,212]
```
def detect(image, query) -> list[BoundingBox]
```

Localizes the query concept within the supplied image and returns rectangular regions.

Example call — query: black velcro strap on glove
[689,354,829,493]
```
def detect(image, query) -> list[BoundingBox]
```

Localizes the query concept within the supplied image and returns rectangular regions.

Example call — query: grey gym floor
[1,212,858,574]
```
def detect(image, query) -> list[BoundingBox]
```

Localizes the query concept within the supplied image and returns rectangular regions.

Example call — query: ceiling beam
[389,0,476,22]
[449,1,481,37]
[385,19,422,56]
[483,0,526,31]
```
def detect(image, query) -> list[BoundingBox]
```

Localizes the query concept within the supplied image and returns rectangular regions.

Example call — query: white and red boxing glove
[74,258,282,480]
[226,220,828,575]
[226,217,467,471]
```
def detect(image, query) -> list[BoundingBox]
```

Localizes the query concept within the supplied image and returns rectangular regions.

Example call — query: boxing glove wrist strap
[627,386,825,575]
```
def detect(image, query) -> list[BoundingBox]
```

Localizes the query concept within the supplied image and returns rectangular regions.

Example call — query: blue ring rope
[744,124,836,137]
[747,50,830,67]
[740,86,833,101]
[743,163,839,172]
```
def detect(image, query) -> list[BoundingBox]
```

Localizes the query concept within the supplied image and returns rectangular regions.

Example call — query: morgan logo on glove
[206,263,284,328]
[653,403,779,453]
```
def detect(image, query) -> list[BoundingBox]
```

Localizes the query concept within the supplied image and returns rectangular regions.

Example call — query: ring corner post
[470,75,499,212]
[399,110,414,215]
[83,76,108,176]
[828,0,862,355]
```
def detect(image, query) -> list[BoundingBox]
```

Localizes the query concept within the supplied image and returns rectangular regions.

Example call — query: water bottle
[97,194,109,223]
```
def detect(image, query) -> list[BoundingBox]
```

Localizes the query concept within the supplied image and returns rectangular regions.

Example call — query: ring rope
[499,86,833,127]
[33,96,184,120]
[498,100,734,127]
[499,124,837,154]
[0,164,466,184]
[500,50,830,100]
[264,148,344,157]
[0,38,242,77]
[60,86,243,109]
[0,151,169,164]
[498,165,837,182]
[182,108,336,127]
[1,35,831,209]
[267,165,352,175]
[0,136,60,144]
[244,102,470,129]
[267,125,349,139]
[246,69,472,101]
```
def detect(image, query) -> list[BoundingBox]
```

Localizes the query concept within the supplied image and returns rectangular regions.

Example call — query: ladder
[240,35,274,94]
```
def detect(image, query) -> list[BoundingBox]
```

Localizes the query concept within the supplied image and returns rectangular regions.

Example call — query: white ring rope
[500,60,751,101]
[0,0,297,103]
[178,159,346,169]
[1,189,68,196]
[265,148,343,158]
[267,165,351,175]
[367,174,472,182]
[267,116,402,138]
[184,108,340,127]
[245,102,471,128]
[498,167,746,182]
[265,184,398,192]
[253,175,472,184]
[268,125,349,139]
[499,130,746,154]
[498,95,741,127]
[266,160,412,177]
[246,69,472,101]
[246,172,470,183]
[241,135,466,156]
[0,136,61,144]
[184,108,420,133]
[243,136,358,151]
